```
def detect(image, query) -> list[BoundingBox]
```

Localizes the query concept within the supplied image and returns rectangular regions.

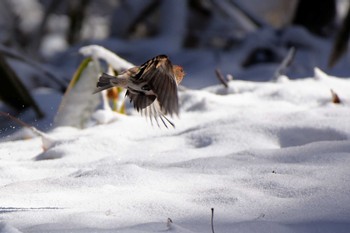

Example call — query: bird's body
[94,55,185,127]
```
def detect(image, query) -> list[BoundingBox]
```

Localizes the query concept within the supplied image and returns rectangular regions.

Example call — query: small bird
[94,54,185,127]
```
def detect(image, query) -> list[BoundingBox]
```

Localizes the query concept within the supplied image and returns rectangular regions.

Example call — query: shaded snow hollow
[0,69,350,232]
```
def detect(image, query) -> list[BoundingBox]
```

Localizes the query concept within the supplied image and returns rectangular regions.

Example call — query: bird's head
[173,65,185,84]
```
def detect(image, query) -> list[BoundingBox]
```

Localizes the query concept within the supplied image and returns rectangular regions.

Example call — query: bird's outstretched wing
[126,90,156,112]
[130,55,179,116]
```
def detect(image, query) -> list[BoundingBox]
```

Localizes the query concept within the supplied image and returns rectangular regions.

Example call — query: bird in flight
[94,55,185,127]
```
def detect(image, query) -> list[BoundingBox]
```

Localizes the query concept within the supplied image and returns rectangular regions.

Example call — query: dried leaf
[330,89,341,104]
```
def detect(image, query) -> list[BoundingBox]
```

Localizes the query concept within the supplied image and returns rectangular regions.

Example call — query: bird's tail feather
[93,73,117,94]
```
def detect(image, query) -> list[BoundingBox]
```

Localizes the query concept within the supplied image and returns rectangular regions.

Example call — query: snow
[79,45,134,71]
[1,2,350,230]
[1,66,350,232]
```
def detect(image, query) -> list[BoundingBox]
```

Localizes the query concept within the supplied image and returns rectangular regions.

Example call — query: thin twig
[167,218,173,228]
[273,47,296,80]
[0,111,56,152]
[211,208,215,233]
[0,111,44,137]
[215,69,228,88]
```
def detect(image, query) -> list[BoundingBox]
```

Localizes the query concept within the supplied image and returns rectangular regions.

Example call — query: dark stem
[215,69,228,88]
[211,208,215,233]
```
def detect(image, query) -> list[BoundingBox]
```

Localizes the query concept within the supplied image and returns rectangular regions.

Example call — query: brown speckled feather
[126,90,156,112]
[133,55,179,116]
[95,54,184,127]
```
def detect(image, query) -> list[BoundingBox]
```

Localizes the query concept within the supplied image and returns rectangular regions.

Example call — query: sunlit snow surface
[0,68,350,232]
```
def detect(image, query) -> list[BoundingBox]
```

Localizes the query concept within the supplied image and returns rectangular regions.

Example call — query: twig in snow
[211,208,215,233]
[255,213,266,220]
[167,218,173,228]
[215,69,228,88]
[0,112,36,132]
[330,89,342,104]
[273,47,296,80]
[0,112,56,151]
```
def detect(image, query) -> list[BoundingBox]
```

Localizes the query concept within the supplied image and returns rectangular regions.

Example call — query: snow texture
[0,67,350,232]
[1,1,350,231]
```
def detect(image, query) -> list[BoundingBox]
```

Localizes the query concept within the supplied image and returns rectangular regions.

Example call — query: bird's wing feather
[126,90,156,112]
[138,55,179,116]
[124,55,179,127]
[127,90,174,128]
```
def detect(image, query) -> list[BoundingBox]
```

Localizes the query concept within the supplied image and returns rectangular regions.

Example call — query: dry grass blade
[215,68,228,88]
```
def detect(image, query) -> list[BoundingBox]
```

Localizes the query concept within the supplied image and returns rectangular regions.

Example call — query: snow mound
[0,69,350,232]
[0,223,23,233]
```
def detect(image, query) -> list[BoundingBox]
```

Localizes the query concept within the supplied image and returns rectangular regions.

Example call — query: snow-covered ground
[0,66,350,232]
[1,1,350,232]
